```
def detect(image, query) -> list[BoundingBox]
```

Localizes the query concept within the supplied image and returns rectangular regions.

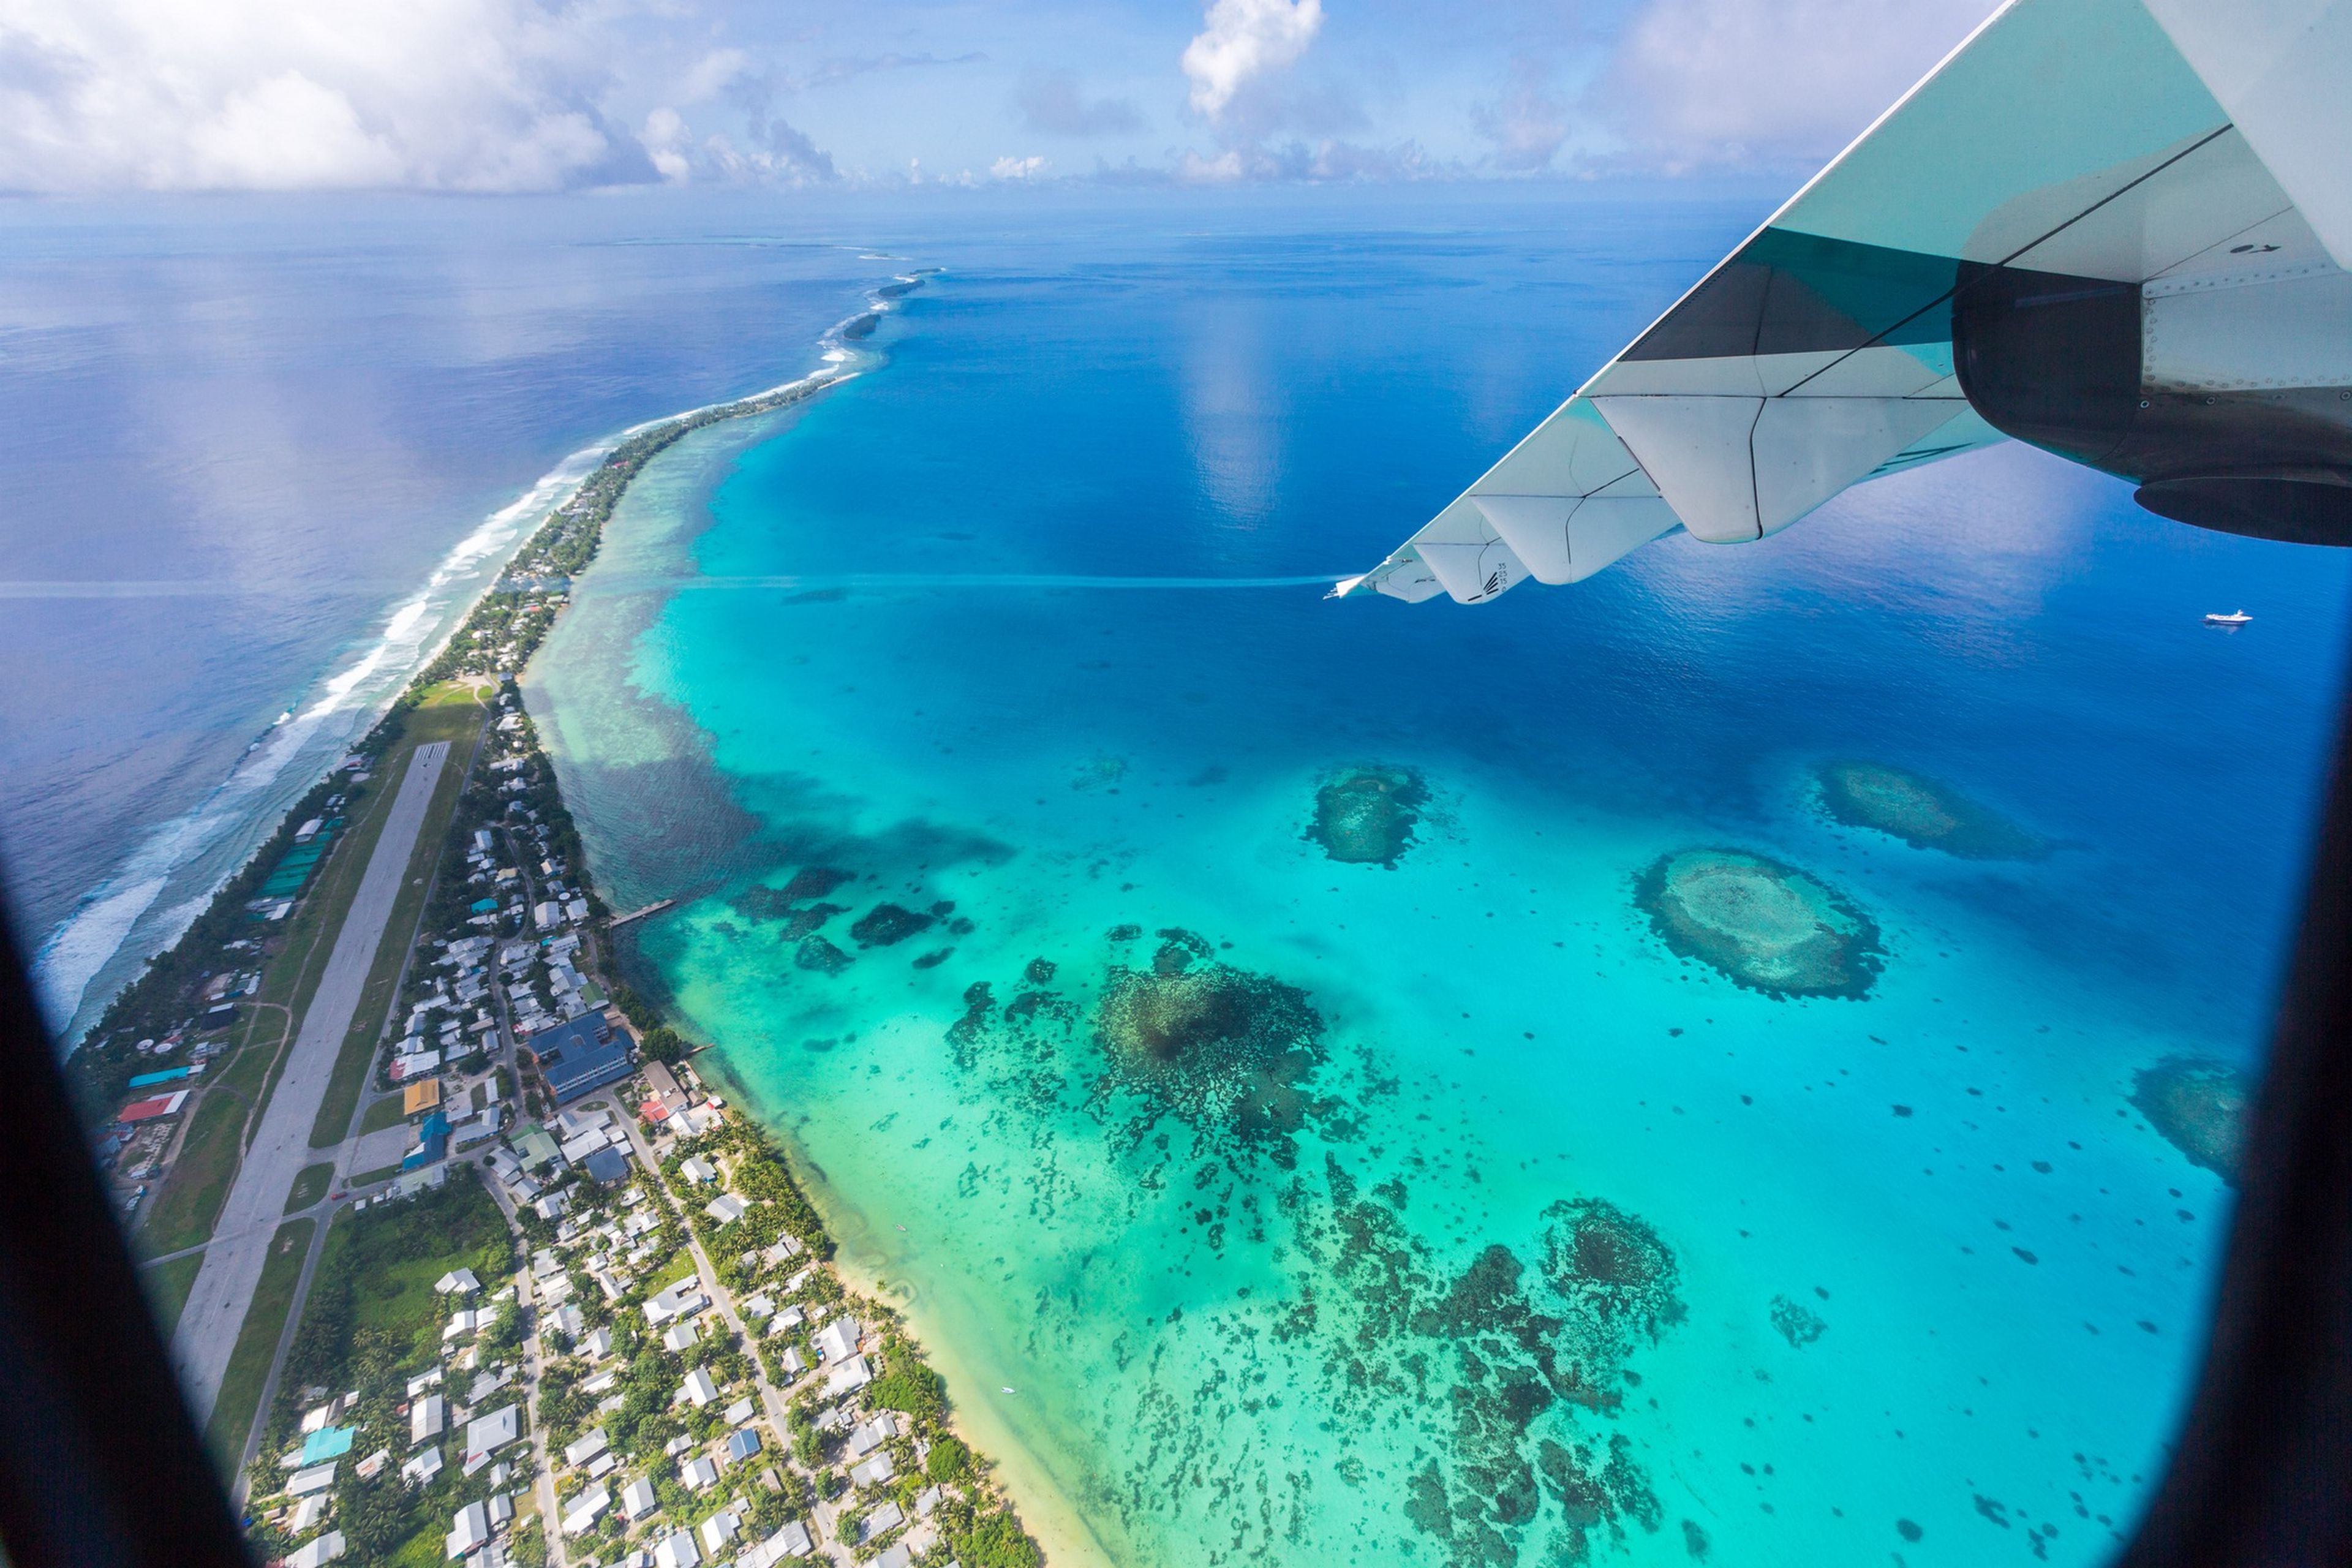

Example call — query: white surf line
[32,286,907,1044]
[29,447,611,1039]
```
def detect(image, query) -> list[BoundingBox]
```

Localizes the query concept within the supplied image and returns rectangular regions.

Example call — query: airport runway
[172,740,449,1423]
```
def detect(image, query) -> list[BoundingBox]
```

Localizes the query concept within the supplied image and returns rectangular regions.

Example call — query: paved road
[172,741,450,1422]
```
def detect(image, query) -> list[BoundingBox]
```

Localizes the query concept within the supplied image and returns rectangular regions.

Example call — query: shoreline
[698,1054,1118,1568]
[77,262,1075,1567]
[53,298,886,1057]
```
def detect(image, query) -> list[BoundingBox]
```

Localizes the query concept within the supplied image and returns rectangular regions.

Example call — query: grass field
[140,1249,205,1340]
[284,1163,333,1214]
[137,1088,255,1256]
[356,1093,410,1136]
[205,1218,315,1472]
[310,684,488,1150]
[350,1163,404,1188]
[645,1248,699,1294]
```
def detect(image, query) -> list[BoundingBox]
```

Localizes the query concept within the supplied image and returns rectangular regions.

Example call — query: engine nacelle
[1953,260,2352,545]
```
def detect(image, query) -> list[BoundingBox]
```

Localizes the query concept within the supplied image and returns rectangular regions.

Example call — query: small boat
[1001,1385,1017,1394]
[2204,609,2253,627]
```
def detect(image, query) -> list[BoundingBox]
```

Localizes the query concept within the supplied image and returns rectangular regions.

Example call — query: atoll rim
[1814,760,2046,860]
[1634,848,1884,1000]
[1308,764,1430,866]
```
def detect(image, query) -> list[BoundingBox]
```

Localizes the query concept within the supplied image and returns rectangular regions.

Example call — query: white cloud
[1591,0,1997,171]
[1181,0,1323,121]
[1471,58,1570,173]
[679,48,751,104]
[0,0,649,192]
[643,105,691,182]
[989,153,1047,179]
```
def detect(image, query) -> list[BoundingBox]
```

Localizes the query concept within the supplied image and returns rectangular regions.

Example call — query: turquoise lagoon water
[528,200,2352,1568]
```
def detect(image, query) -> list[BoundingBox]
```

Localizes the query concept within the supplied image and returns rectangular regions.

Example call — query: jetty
[608,898,674,929]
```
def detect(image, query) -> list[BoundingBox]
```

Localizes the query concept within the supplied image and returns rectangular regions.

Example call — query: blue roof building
[403,1111,451,1171]
[726,1428,762,1464]
[535,1011,636,1104]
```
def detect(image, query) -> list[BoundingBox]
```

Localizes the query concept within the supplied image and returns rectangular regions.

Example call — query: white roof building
[434,1268,481,1295]
[662,1318,700,1353]
[620,1477,660,1520]
[560,1486,611,1536]
[680,1454,720,1491]
[824,1354,873,1398]
[644,1283,707,1326]
[401,1449,443,1486]
[680,1368,720,1408]
[850,1453,896,1489]
[813,1316,861,1363]
[654,1529,702,1568]
[701,1507,742,1553]
[678,1156,718,1184]
[447,1501,491,1559]
[563,1428,609,1468]
[463,1404,519,1467]
[846,1414,897,1457]
[704,1194,747,1225]
[411,1394,447,1444]
[287,1531,345,1568]
[288,1464,338,1497]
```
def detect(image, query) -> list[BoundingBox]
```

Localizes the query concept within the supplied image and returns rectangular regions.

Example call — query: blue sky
[0,0,1997,193]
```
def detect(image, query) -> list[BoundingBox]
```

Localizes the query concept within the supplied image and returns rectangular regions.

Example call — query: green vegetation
[139,1088,254,1256]
[949,1509,1045,1568]
[350,1163,404,1189]
[866,1351,945,1420]
[926,1435,971,1480]
[141,1249,205,1339]
[256,1174,516,1559]
[356,1094,410,1136]
[639,1025,687,1065]
[283,1172,508,1385]
[284,1163,334,1214]
[206,1218,315,1470]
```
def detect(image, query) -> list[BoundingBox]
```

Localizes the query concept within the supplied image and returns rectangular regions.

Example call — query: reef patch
[1308,764,1430,867]
[780,902,845,941]
[794,935,852,975]
[2131,1057,2253,1184]
[1091,949,1325,1156]
[1769,1294,1828,1348]
[1635,848,1883,1000]
[1814,760,2045,860]
[851,902,935,947]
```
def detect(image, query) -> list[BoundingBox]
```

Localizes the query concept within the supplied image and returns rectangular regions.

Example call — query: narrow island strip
[80,274,1049,1568]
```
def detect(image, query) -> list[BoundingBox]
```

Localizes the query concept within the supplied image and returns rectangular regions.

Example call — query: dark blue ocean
[0,194,898,1035]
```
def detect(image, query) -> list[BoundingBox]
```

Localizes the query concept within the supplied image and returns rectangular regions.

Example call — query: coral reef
[1091,945,1325,1155]
[2131,1057,2253,1184]
[1307,764,1430,867]
[851,902,935,947]
[1635,848,1883,1000]
[1814,761,2045,859]
[1769,1295,1827,1348]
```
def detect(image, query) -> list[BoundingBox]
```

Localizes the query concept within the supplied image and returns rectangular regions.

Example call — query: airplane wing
[1335,0,2352,604]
